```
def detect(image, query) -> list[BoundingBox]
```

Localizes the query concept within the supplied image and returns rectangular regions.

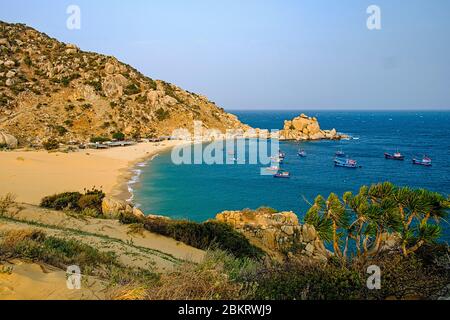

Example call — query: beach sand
[0,140,186,205]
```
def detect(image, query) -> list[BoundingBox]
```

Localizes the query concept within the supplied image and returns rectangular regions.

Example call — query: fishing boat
[263,165,280,172]
[335,150,346,158]
[271,156,284,164]
[334,157,359,168]
[385,152,405,161]
[412,156,432,167]
[274,170,290,178]
[298,150,307,157]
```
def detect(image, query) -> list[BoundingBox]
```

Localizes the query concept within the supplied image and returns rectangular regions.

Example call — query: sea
[131,111,450,242]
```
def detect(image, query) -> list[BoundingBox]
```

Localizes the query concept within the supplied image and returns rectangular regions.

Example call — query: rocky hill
[0,21,249,147]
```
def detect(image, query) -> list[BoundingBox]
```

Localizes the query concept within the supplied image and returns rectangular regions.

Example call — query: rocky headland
[279,113,347,141]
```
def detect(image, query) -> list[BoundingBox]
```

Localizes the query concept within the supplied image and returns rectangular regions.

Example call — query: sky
[1,0,449,110]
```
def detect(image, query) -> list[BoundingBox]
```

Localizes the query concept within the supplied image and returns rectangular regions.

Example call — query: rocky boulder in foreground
[280,113,347,141]
[216,208,330,262]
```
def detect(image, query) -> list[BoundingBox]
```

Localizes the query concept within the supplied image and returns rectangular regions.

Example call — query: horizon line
[225,108,450,112]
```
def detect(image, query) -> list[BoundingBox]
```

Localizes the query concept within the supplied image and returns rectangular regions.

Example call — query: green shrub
[78,194,103,213]
[40,192,82,211]
[43,139,59,150]
[248,260,364,300]
[119,212,144,225]
[155,108,170,121]
[85,80,102,93]
[148,79,157,90]
[112,132,125,141]
[23,55,32,67]
[135,95,147,104]
[54,125,68,136]
[40,189,105,215]
[142,218,264,259]
[124,83,141,95]
[90,136,109,143]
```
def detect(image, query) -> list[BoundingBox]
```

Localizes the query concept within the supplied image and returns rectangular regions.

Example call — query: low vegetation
[112,131,125,141]
[0,229,116,270]
[40,188,105,217]
[42,138,59,151]
[125,216,265,260]
[0,229,158,287]
[0,193,16,216]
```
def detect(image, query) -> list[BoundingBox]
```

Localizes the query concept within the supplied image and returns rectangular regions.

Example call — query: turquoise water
[133,111,450,241]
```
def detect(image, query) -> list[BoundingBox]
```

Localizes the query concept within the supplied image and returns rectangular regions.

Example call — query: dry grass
[0,193,16,216]
[109,285,149,300]
[126,223,146,238]
[0,229,44,249]
[107,250,255,300]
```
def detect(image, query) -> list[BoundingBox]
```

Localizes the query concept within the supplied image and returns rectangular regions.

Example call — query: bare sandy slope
[0,204,205,300]
[0,141,185,205]
[0,204,205,271]
[0,260,107,300]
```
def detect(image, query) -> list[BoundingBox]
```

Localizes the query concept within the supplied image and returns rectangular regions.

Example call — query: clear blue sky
[1,0,449,110]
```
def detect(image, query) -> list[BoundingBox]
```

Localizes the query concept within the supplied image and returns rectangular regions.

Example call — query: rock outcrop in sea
[216,208,330,262]
[279,113,346,141]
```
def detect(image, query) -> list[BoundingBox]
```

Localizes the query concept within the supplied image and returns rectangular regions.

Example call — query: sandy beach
[0,140,187,205]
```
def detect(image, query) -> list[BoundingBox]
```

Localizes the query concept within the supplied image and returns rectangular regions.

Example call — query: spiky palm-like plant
[305,182,448,261]
[305,193,349,259]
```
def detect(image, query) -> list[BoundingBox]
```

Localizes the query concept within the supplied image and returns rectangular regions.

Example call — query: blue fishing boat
[274,170,290,179]
[298,150,307,157]
[412,156,432,167]
[334,157,359,168]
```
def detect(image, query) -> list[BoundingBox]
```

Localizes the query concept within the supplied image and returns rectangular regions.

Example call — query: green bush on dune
[40,188,105,216]
[142,218,264,260]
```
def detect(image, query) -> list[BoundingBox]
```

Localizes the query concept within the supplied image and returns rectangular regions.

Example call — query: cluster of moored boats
[263,148,433,178]
[334,150,433,169]
[384,152,432,166]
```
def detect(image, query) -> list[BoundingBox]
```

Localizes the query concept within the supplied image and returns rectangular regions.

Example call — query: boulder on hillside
[0,131,18,149]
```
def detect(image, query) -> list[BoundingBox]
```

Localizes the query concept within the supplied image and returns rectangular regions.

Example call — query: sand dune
[0,260,107,300]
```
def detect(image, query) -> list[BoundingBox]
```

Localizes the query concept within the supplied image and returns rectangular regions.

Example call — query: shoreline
[112,150,169,205]
[0,140,188,206]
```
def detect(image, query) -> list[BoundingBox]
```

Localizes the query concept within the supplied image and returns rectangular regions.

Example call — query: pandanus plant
[391,186,449,256]
[305,193,349,259]
[305,182,449,261]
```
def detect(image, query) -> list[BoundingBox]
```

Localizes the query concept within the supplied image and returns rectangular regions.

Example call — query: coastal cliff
[279,113,346,141]
[0,21,249,147]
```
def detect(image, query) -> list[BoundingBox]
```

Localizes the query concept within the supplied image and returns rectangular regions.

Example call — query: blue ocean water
[133,111,450,241]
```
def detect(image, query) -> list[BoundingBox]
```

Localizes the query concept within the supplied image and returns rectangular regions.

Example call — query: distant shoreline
[112,142,190,205]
